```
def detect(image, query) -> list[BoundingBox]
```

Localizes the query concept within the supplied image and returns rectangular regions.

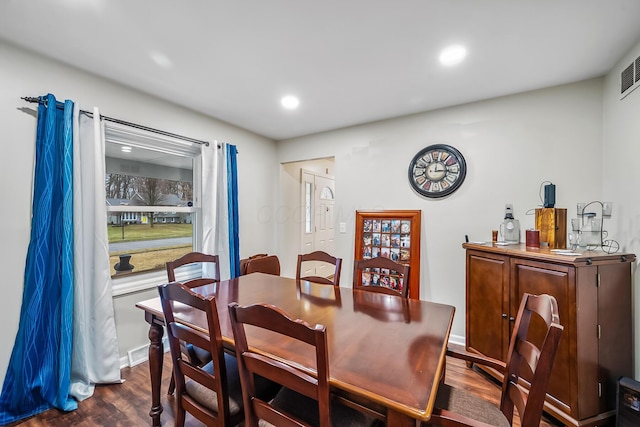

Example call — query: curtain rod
[21,96,212,147]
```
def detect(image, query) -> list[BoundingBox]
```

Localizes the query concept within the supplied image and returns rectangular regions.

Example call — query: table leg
[146,314,164,427]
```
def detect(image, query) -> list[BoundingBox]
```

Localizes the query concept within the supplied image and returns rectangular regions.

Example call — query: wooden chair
[228,302,377,427]
[166,251,220,288]
[426,293,564,427]
[353,257,410,298]
[165,252,221,395]
[242,254,281,276]
[239,253,268,275]
[296,250,342,286]
[158,282,243,427]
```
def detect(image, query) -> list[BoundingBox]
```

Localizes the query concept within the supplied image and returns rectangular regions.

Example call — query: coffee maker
[501,204,520,243]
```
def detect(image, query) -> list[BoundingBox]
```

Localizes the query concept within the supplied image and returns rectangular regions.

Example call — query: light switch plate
[339,222,346,233]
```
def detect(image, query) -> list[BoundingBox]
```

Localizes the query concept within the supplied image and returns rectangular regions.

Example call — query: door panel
[300,171,335,279]
[466,252,509,361]
[512,260,576,414]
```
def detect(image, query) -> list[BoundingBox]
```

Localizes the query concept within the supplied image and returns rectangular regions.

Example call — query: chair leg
[168,372,176,395]
[175,402,186,427]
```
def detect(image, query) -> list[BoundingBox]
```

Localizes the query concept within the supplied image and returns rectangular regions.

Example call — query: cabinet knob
[509,316,515,322]
[502,313,507,318]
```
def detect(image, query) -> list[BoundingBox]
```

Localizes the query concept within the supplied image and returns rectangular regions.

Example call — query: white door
[300,170,335,279]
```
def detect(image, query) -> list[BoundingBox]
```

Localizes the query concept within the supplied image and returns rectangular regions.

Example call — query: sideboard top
[462,242,636,266]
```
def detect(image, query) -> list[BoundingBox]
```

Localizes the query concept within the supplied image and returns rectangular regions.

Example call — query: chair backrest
[501,293,563,427]
[158,282,235,426]
[239,253,268,275]
[242,254,281,276]
[166,252,220,288]
[296,250,342,286]
[228,302,331,427]
[352,257,410,298]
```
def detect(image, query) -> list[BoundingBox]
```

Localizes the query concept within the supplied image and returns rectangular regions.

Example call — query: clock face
[408,144,466,198]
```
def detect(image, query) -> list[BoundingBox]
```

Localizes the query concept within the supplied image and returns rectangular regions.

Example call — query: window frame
[104,122,204,296]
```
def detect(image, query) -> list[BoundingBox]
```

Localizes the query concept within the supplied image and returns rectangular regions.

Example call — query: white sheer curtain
[202,142,231,280]
[70,107,122,401]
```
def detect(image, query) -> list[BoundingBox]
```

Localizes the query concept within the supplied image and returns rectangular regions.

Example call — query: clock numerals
[415,158,428,168]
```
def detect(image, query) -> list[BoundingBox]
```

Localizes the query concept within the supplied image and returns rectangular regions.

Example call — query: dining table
[135,272,455,427]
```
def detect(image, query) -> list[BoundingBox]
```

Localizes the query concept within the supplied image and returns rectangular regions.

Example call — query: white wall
[602,39,640,376]
[277,78,605,343]
[0,41,278,387]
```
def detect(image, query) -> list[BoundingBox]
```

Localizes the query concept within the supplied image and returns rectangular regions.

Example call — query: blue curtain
[226,144,240,278]
[0,94,77,424]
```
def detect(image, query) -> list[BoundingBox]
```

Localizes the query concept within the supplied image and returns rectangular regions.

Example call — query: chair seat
[434,383,510,427]
[259,387,377,427]
[185,353,282,417]
[187,343,212,365]
[185,354,243,416]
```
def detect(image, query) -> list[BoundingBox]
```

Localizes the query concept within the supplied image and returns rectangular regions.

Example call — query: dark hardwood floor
[10,352,563,426]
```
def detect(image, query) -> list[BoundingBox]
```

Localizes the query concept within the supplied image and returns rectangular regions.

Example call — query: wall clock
[408,144,466,198]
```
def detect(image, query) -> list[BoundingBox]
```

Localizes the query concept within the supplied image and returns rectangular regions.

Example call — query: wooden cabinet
[464,243,635,427]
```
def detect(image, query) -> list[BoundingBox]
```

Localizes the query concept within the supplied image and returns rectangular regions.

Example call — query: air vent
[620,55,640,99]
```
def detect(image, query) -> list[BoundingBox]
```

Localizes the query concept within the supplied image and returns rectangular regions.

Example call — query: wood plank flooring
[9,352,563,426]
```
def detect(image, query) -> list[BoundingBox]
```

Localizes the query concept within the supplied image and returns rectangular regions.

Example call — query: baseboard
[448,333,465,347]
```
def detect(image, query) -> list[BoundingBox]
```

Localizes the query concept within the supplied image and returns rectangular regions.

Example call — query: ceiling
[2,1,640,141]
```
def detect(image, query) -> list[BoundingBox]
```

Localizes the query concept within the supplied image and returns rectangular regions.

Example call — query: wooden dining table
[136,272,455,427]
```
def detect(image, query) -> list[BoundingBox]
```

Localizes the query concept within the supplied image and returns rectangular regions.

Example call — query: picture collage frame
[354,210,421,299]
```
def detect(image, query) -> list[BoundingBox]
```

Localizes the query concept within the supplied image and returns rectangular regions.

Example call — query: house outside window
[104,123,203,293]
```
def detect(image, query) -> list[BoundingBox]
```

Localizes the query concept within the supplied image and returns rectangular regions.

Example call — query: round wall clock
[408,144,466,198]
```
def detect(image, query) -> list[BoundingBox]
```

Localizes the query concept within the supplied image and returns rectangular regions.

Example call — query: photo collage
[360,218,411,292]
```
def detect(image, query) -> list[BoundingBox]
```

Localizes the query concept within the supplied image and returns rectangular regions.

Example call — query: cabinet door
[596,262,633,412]
[511,259,577,418]
[466,251,510,361]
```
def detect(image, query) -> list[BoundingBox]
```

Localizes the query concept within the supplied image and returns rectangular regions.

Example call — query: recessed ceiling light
[439,45,467,66]
[121,146,132,153]
[281,95,300,110]
[149,51,173,69]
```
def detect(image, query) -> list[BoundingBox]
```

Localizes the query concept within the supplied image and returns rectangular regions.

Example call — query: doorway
[300,169,335,279]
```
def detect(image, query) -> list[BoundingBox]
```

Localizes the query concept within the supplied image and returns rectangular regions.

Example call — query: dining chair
[165,252,221,395]
[296,250,342,286]
[166,251,221,287]
[228,302,377,427]
[242,254,281,276]
[426,293,563,427]
[158,282,244,427]
[239,253,268,275]
[353,257,410,298]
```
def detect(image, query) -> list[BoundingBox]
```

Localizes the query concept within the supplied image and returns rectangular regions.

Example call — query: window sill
[111,267,200,297]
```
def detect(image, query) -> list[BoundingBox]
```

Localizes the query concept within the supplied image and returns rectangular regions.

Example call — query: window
[104,123,203,292]
[305,181,312,234]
